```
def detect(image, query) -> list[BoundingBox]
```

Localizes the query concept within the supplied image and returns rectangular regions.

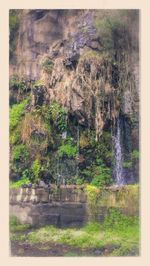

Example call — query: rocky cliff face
[9,10,139,185]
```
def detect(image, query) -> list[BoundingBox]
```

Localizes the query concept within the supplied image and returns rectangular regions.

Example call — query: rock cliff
[9,10,139,185]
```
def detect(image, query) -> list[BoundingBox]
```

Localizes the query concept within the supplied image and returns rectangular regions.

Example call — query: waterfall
[62,131,67,139]
[113,117,124,185]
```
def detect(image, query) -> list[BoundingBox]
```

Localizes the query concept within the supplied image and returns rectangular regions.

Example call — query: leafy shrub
[81,168,92,179]
[131,150,139,160]
[91,165,112,187]
[103,207,139,230]
[10,170,30,188]
[94,131,113,165]
[10,98,29,131]
[10,126,21,145]
[65,176,84,185]
[75,178,84,185]
[58,140,77,158]
[34,105,52,131]
[31,159,41,183]
[49,102,67,132]
[12,144,29,162]
[9,75,27,91]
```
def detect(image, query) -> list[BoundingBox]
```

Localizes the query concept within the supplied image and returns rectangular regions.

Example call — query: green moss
[116,185,139,212]
[10,98,29,131]
[85,185,101,220]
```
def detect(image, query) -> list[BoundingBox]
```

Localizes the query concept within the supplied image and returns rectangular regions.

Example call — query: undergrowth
[10,209,139,256]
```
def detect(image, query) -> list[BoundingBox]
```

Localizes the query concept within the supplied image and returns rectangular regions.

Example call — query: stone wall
[10,185,139,227]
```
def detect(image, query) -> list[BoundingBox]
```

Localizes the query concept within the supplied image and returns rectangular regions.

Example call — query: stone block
[32,188,49,203]
[9,185,139,227]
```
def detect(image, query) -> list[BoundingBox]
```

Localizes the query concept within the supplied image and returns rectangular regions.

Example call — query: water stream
[113,117,124,185]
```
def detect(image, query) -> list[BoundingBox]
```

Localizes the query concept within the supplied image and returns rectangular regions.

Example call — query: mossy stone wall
[10,185,139,227]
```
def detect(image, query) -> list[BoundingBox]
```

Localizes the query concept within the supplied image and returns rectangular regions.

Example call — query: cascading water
[113,117,124,185]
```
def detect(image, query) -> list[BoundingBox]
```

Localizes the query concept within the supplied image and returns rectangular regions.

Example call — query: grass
[10,216,31,232]
[10,211,140,256]
[10,177,30,189]
[64,252,80,257]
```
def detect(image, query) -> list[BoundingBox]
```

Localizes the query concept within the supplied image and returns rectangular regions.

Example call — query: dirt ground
[10,240,114,257]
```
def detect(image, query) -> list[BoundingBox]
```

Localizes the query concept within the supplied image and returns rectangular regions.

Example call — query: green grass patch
[25,217,139,254]
[64,252,80,257]
[10,210,140,256]
[10,216,31,232]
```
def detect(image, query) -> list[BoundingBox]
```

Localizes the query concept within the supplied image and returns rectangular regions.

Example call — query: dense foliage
[9,10,139,188]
